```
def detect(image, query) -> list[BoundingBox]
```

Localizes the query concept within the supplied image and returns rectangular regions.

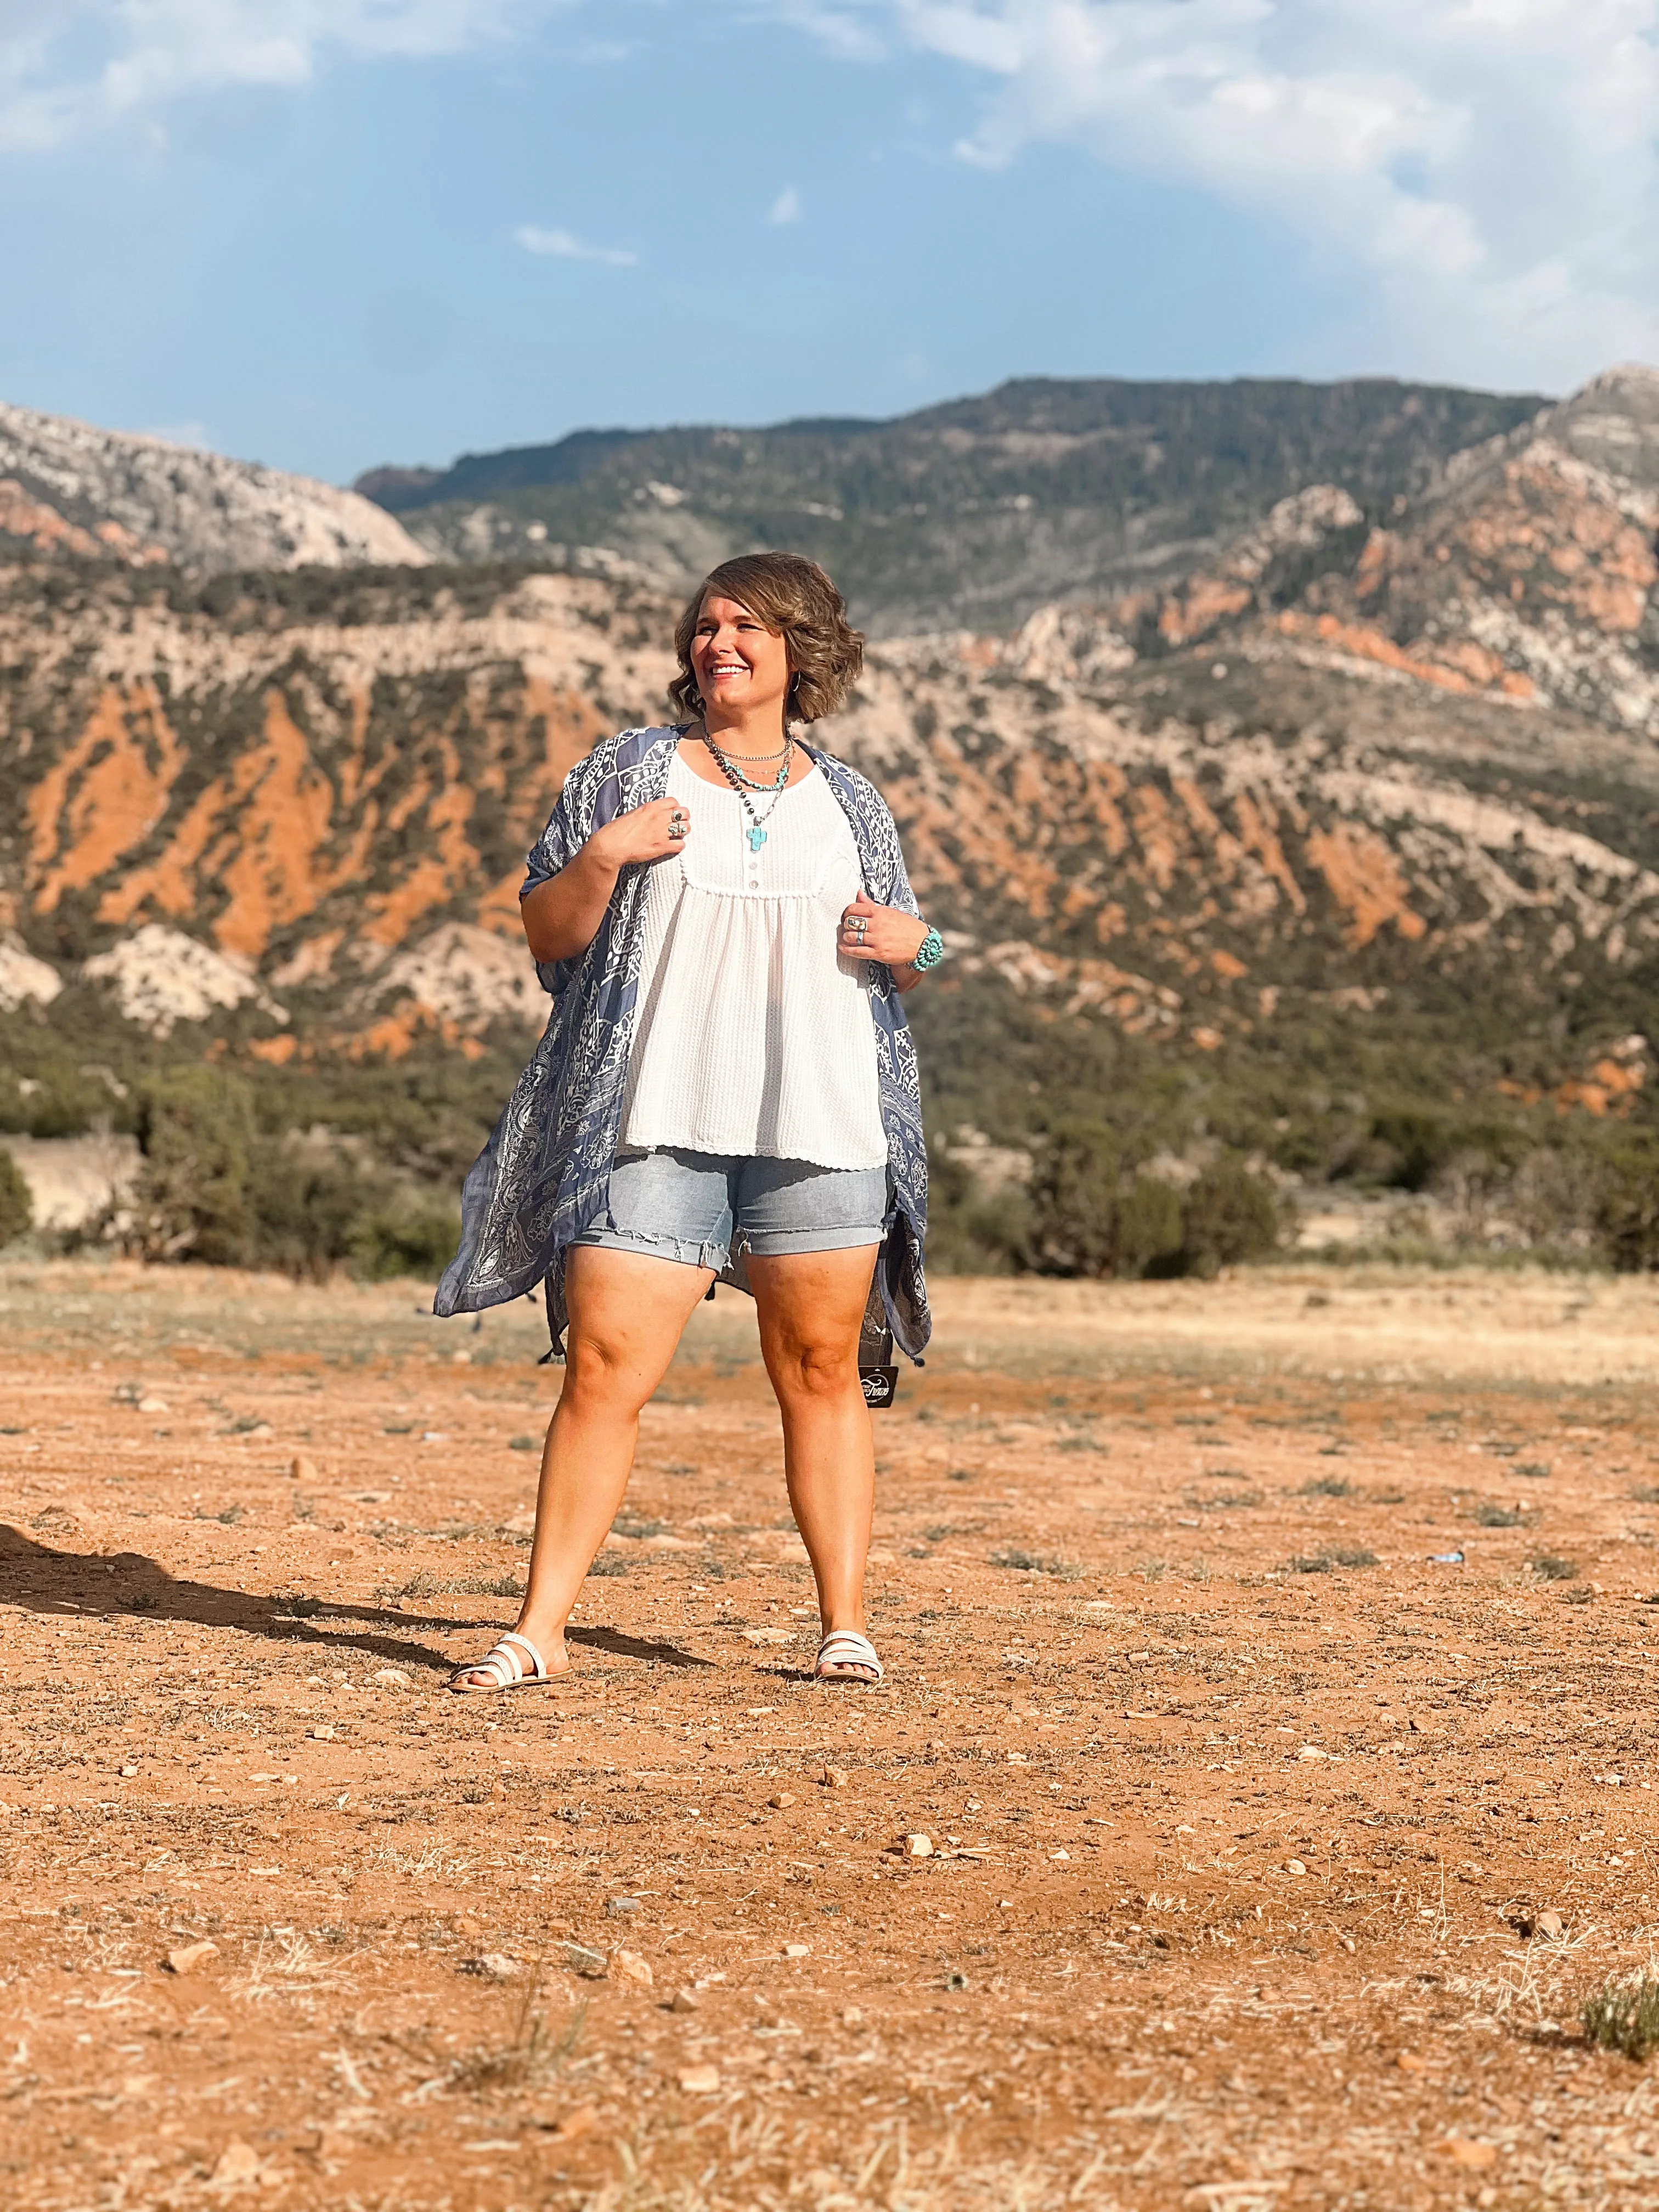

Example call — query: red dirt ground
[3,1260,1658,2210]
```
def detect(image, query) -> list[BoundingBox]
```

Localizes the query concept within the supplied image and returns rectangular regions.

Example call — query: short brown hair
[669,552,865,725]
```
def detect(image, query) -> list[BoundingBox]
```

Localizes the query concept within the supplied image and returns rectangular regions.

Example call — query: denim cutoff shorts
[574,1147,890,1273]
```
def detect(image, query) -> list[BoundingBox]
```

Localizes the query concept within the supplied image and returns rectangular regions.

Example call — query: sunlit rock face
[0,402,430,573]
[1,369,1657,1093]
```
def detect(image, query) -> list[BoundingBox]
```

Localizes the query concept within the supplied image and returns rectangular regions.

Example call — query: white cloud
[514,223,638,266]
[776,0,1659,389]
[770,185,802,224]
[0,1,554,148]
[766,2,887,60]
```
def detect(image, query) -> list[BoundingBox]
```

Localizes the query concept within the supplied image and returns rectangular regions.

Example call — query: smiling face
[690,595,792,727]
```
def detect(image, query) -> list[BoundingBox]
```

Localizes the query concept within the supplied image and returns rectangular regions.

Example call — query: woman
[436,552,943,1689]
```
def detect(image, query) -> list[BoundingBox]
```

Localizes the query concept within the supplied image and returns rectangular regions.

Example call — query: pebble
[210,2142,263,2186]
[1534,1910,1565,1939]
[564,1943,607,1978]
[843,2006,863,2027]
[742,1628,793,1646]
[769,1792,797,1810]
[136,1397,168,1415]
[678,2064,721,2096]
[291,1454,318,1481]
[822,1767,850,1790]
[668,1989,699,2015]
[605,1896,641,1917]
[1295,1746,1329,1762]
[310,1725,335,1741]
[610,1949,653,1988]
[783,1943,811,1958]
[373,1668,410,1688]
[464,1953,520,1982]
[905,1833,934,1859]
[164,1940,219,1976]
[1286,1859,1307,1875]
[551,2104,599,2141]
[119,1765,138,1779]
[1442,2140,1498,2170]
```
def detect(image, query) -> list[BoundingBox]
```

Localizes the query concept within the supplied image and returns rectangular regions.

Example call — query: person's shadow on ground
[0,1525,712,1675]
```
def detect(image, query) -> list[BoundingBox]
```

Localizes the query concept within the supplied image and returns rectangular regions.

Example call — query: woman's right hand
[523,798,690,964]
[590,797,690,870]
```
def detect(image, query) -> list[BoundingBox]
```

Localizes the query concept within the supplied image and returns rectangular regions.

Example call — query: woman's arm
[522,796,690,964]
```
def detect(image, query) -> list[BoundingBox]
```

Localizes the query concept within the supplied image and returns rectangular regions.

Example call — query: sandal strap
[816,1630,883,1680]
[459,1631,547,1689]
[496,1629,548,1680]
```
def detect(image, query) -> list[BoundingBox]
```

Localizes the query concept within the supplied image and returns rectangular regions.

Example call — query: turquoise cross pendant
[746,825,768,852]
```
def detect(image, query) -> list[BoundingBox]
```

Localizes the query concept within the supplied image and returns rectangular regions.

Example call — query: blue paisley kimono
[435,725,931,1362]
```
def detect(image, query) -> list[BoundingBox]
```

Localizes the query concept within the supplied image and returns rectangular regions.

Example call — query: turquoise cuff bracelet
[910,925,945,973]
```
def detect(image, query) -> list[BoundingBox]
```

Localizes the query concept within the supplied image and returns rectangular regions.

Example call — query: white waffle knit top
[619,749,889,1167]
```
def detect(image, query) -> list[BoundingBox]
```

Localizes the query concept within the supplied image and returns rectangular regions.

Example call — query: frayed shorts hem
[573,1222,884,1269]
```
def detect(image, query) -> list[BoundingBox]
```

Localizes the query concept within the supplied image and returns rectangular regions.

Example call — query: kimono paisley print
[435,725,931,1362]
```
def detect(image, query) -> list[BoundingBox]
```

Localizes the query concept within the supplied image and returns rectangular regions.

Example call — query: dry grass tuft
[1581,1975,1659,2061]
[452,1978,586,2094]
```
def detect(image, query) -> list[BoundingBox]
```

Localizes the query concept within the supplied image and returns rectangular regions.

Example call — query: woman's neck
[701,705,788,756]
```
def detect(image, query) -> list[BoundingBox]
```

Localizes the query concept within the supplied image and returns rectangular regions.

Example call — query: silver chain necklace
[705,733,795,851]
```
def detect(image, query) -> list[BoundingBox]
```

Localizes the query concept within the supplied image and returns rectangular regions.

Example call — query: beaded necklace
[703,731,795,851]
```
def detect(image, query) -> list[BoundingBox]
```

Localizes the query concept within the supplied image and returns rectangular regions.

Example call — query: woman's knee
[561,1329,652,1412]
[770,1336,861,1404]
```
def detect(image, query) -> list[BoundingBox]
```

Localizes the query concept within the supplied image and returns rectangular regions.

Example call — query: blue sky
[2,3,1655,486]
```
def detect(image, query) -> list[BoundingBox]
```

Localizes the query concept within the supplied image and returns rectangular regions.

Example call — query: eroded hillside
[4,367,1659,1271]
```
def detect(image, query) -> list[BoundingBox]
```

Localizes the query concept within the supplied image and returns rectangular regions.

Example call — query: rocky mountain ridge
[0,401,428,574]
[354,374,1546,636]
[2,363,1658,1262]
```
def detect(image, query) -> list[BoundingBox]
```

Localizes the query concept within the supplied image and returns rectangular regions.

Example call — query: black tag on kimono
[858,1291,898,1408]
[860,1364,899,1409]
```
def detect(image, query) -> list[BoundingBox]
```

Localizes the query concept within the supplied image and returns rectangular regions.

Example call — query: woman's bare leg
[457,1245,712,1685]
[748,1245,881,1678]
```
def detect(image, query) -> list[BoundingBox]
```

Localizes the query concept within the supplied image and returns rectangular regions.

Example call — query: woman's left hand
[838,890,929,969]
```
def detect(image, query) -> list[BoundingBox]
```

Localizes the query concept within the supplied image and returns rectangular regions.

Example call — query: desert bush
[249,1144,382,1279]
[1180,1154,1280,1277]
[1509,1142,1602,1251]
[133,1066,256,1264]
[348,1193,463,1280]
[1113,1174,1186,1278]
[1025,1119,1122,1276]
[923,1142,1029,1274]
[0,1149,32,1246]
[1582,1975,1659,2061]
[1597,1137,1659,1271]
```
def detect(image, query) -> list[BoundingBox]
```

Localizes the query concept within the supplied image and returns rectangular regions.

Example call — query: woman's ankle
[512,1615,569,1660]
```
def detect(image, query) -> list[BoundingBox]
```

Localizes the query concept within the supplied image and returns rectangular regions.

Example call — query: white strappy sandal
[815,1629,883,1684]
[448,1629,558,1695]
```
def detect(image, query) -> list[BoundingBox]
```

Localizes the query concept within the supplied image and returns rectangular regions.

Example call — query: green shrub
[1582,1975,1659,2061]
[133,1066,256,1265]
[1598,1138,1659,1271]
[1025,1119,1122,1276]
[348,1193,463,1280]
[249,1144,380,1280]
[923,1142,1029,1274]
[1181,1154,1280,1277]
[1114,1174,1186,1278]
[0,1148,32,1247]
